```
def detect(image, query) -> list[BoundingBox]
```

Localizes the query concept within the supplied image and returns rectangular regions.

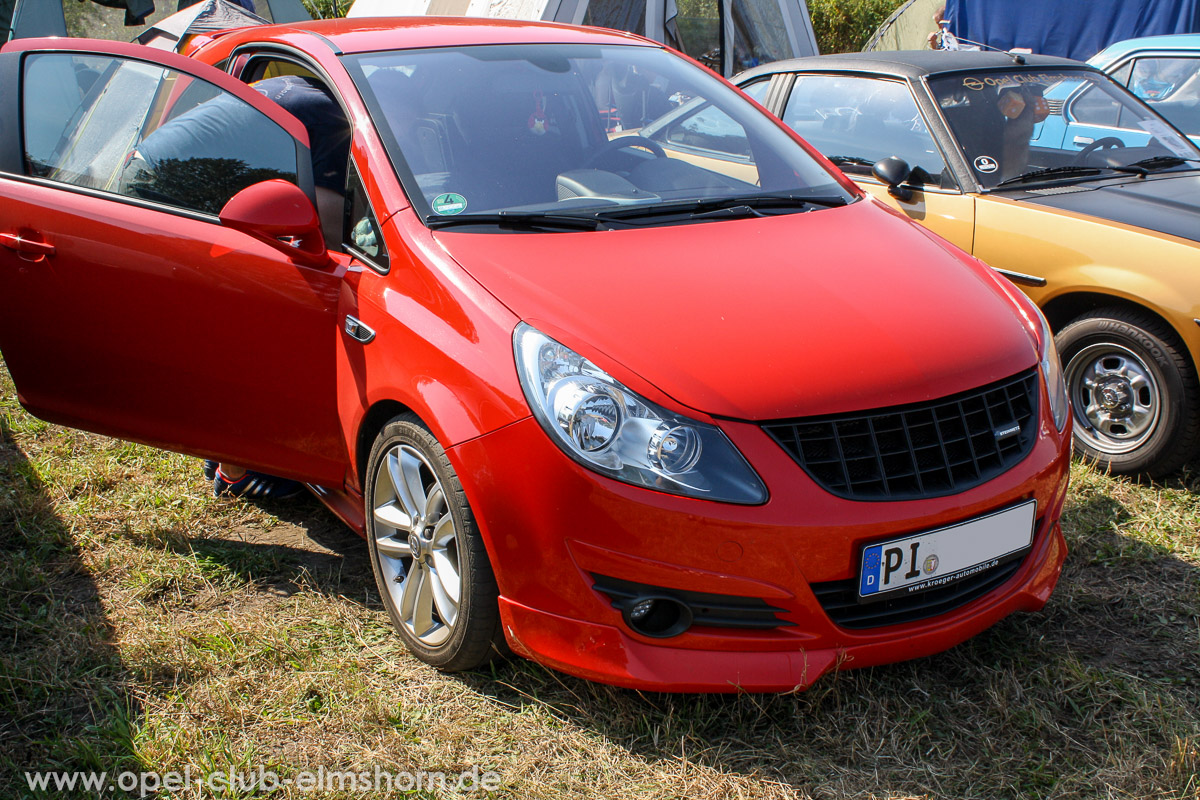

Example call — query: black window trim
[342,157,390,275]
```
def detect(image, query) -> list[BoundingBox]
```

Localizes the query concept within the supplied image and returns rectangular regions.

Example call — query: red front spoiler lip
[498,516,1067,693]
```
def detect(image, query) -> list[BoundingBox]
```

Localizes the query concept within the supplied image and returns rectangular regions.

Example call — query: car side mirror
[872,156,914,202]
[219,180,332,268]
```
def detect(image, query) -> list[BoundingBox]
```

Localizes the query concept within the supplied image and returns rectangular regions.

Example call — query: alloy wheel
[371,444,462,647]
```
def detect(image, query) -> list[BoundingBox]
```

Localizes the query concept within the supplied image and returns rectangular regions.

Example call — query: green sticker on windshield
[432,193,467,216]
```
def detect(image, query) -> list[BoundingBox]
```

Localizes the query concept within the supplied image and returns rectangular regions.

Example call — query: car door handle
[1072,136,1094,146]
[1,233,56,257]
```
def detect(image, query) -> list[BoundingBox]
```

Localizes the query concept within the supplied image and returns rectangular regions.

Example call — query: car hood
[433,200,1037,420]
[1015,172,1200,243]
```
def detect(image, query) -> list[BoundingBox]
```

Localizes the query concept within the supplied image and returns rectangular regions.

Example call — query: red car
[0,18,1070,692]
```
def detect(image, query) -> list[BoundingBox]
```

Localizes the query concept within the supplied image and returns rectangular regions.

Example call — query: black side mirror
[872,156,913,201]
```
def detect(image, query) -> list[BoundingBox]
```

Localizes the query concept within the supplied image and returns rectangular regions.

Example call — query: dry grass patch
[2,359,1198,799]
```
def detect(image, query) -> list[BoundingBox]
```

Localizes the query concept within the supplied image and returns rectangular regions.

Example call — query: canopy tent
[135,0,268,49]
[347,0,818,77]
[945,0,1200,61]
[864,0,944,52]
[4,0,310,41]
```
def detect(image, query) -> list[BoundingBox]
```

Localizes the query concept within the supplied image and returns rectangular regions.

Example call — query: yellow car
[736,51,1200,477]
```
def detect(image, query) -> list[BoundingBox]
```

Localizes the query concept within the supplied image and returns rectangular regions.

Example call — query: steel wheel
[1056,308,1200,478]
[1064,342,1161,455]
[373,444,461,647]
[365,414,505,670]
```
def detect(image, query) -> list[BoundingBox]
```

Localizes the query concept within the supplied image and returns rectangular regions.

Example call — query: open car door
[0,37,348,487]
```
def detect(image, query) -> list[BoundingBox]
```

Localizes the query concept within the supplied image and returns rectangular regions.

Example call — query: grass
[1,359,1198,799]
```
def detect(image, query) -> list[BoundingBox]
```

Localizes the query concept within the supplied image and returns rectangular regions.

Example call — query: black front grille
[591,574,791,630]
[763,369,1038,501]
[811,552,1027,629]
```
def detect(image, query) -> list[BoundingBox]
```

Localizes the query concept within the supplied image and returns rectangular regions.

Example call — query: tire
[365,414,505,670]
[1056,308,1200,478]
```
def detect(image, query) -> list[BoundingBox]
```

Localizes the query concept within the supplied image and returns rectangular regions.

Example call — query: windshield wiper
[995,157,1199,187]
[593,193,849,222]
[1125,155,1200,171]
[995,165,1106,187]
[426,211,608,231]
[690,204,766,220]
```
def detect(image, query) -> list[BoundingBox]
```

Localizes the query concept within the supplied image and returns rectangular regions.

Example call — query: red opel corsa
[0,18,1071,692]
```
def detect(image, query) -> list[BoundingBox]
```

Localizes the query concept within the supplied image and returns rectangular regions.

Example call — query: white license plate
[858,500,1036,601]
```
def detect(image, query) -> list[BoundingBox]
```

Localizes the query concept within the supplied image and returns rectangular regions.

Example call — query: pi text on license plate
[858,500,1036,601]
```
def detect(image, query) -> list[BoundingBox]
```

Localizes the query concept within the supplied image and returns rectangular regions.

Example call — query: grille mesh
[763,369,1038,500]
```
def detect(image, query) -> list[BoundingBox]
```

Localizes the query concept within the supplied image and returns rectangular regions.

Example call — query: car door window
[638,75,766,177]
[740,79,770,105]
[782,74,952,188]
[22,51,301,215]
[663,103,754,159]
[1127,57,1200,137]
[1069,82,1125,127]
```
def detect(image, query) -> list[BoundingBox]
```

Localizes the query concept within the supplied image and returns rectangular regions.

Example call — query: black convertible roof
[737,50,1091,83]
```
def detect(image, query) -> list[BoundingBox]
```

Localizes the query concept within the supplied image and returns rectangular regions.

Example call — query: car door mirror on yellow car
[219,179,332,269]
[872,156,914,202]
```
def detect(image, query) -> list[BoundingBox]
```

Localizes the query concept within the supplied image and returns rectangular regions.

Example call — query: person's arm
[929,5,947,49]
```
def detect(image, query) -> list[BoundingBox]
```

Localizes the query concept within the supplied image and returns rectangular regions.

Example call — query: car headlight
[513,323,767,504]
[1033,307,1069,431]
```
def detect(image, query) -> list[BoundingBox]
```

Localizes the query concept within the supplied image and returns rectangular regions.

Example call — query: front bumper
[449,406,1070,693]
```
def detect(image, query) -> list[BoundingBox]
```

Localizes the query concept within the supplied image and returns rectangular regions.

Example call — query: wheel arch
[1041,291,1197,365]
[356,399,416,493]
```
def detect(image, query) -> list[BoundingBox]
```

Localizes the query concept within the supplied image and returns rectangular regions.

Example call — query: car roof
[737,50,1088,83]
[209,16,656,55]
[1090,33,1200,68]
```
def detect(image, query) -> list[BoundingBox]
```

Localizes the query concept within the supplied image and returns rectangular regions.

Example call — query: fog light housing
[620,595,693,638]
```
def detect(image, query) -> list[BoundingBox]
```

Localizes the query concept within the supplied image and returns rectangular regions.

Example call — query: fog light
[629,599,655,620]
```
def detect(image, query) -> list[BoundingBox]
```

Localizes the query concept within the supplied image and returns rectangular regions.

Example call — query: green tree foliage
[808,0,906,53]
[302,0,348,18]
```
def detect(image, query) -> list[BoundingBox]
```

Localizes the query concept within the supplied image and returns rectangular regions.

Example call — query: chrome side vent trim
[344,316,376,344]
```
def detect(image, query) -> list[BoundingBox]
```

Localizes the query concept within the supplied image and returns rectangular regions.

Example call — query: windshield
[344,43,852,227]
[927,69,1200,190]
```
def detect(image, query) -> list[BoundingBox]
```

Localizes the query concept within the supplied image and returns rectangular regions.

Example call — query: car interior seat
[450,66,589,210]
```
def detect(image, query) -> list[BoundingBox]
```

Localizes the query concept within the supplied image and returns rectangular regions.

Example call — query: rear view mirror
[219,180,331,268]
[872,156,913,201]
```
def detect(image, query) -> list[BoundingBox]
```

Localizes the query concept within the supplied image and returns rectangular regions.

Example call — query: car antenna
[937,23,1031,63]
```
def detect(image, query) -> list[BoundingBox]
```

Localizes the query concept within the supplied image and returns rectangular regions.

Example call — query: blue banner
[947,0,1200,61]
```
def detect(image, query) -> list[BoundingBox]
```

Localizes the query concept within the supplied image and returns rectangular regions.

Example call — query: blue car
[1034,34,1200,152]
